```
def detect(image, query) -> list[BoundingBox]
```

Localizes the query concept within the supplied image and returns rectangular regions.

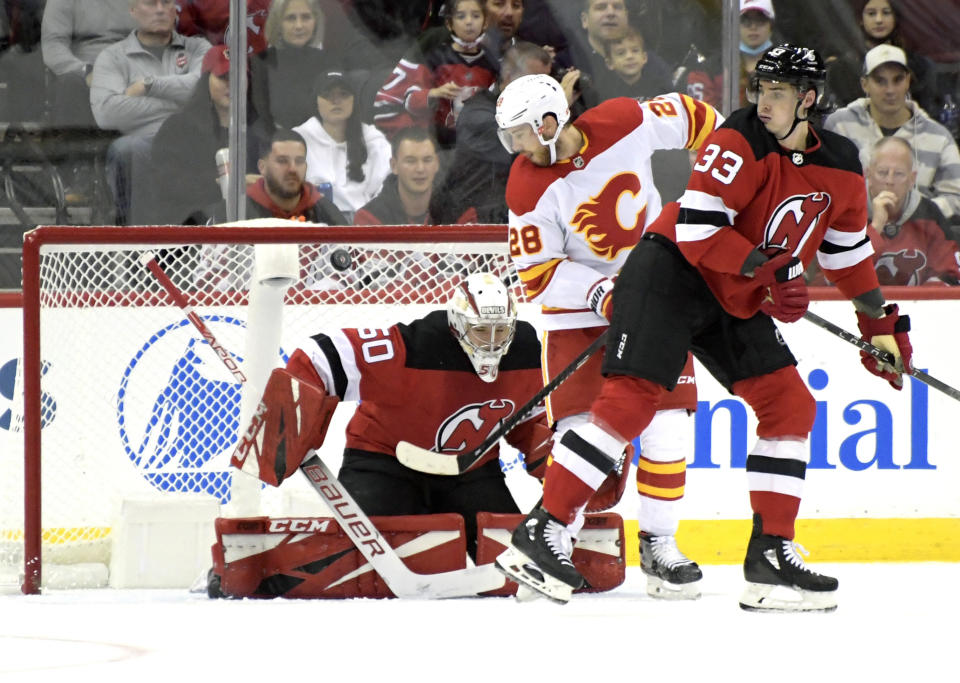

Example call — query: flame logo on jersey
[876,249,927,286]
[570,173,646,260]
[763,192,831,254]
[435,399,516,453]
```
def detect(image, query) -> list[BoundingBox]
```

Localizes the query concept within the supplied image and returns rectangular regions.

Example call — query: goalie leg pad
[212,514,468,599]
[475,511,626,597]
[230,367,340,486]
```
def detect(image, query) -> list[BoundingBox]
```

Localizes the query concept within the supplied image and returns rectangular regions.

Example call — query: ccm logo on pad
[268,519,332,533]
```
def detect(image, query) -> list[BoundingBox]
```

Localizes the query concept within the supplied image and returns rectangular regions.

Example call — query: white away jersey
[506,93,720,330]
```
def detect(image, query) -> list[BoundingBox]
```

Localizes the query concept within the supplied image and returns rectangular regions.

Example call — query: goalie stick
[141,251,505,598]
[802,310,960,402]
[396,331,608,475]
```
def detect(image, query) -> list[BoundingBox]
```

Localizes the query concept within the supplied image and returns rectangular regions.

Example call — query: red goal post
[13,223,515,594]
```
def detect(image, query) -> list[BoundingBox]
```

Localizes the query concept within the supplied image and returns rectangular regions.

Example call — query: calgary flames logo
[570,173,646,260]
[435,399,515,453]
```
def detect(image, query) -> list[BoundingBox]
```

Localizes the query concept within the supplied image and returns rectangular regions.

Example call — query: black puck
[330,248,352,272]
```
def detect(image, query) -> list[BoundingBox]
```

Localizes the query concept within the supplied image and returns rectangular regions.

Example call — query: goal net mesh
[4,224,519,589]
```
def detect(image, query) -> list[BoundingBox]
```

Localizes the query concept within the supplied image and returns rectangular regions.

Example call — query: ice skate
[639,531,702,599]
[494,507,584,604]
[739,515,838,612]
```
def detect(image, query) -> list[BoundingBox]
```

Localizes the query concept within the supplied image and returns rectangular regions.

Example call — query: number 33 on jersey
[505,93,721,330]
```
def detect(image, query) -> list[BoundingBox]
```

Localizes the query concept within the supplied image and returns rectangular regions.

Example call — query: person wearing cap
[825,43,960,224]
[825,0,936,114]
[146,44,268,224]
[90,0,212,223]
[294,71,392,221]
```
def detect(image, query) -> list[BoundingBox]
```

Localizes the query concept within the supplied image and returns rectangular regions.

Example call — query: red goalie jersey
[285,310,547,471]
[651,105,881,317]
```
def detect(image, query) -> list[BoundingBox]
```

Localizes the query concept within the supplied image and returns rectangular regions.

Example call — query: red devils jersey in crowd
[651,105,881,317]
[374,41,498,140]
[869,196,960,286]
[176,0,270,54]
[285,310,547,471]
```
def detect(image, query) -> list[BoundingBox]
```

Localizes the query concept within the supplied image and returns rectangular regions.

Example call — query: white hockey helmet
[495,73,570,164]
[448,272,518,383]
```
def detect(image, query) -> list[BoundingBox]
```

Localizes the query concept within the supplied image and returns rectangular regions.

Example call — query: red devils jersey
[651,106,880,317]
[869,197,960,286]
[287,311,545,471]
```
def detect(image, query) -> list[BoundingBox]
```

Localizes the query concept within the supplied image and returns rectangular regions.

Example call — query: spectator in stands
[250,0,337,131]
[602,25,671,100]
[373,0,498,147]
[865,137,960,285]
[555,0,672,105]
[826,0,936,113]
[189,127,347,224]
[90,0,211,224]
[429,40,553,224]
[810,137,960,286]
[41,0,134,130]
[147,45,266,224]
[824,44,960,224]
[294,70,392,220]
[174,0,271,55]
[355,127,451,225]
[482,0,524,57]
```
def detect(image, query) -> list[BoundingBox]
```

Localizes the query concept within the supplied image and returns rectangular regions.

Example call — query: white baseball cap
[740,0,775,20]
[863,44,908,76]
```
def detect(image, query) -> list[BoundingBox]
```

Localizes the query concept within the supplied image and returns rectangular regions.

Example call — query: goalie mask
[495,73,570,165]
[448,273,518,383]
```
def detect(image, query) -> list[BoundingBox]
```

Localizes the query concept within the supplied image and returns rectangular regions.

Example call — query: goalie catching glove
[856,304,913,390]
[230,367,340,485]
[751,251,809,323]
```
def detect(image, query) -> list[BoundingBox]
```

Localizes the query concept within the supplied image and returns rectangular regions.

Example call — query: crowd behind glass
[1,0,959,287]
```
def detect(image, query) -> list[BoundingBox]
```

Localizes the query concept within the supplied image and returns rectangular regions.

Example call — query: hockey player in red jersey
[497,45,915,609]
[279,272,552,559]
[494,74,722,599]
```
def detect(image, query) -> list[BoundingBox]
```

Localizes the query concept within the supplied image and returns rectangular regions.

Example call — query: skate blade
[739,581,837,612]
[646,575,701,600]
[494,547,573,605]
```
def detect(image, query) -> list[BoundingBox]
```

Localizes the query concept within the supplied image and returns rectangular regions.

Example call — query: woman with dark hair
[827,0,936,112]
[293,71,392,220]
[250,0,337,130]
[146,45,266,224]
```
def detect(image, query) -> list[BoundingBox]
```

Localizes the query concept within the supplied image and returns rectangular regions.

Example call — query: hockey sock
[591,374,662,440]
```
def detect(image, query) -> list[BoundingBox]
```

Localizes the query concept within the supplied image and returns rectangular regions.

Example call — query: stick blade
[395,441,463,475]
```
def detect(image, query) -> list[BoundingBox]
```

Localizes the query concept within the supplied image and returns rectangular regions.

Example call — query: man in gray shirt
[41,0,135,128]
[90,0,210,223]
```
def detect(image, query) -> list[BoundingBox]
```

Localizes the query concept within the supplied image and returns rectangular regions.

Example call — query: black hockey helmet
[749,44,827,103]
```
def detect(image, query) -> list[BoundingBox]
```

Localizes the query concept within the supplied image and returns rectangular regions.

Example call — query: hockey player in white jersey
[493,74,722,601]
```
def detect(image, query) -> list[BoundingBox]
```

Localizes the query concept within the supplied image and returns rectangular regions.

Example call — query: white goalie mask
[495,73,570,164]
[448,273,518,383]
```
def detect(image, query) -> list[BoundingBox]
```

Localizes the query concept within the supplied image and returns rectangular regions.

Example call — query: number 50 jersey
[506,92,721,331]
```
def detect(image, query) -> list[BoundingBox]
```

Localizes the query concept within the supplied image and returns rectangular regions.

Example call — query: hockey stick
[802,310,960,402]
[141,251,505,598]
[396,330,609,475]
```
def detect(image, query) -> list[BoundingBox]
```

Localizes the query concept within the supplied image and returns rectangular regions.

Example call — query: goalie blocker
[211,512,625,599]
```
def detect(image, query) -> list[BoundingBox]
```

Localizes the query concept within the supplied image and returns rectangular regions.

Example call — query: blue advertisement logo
[117,316,246,502]
[0,357,57,431]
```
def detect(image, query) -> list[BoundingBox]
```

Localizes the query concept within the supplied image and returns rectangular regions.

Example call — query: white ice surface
[1,563,956,683]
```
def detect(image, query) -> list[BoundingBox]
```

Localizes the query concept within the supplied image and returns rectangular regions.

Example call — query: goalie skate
[739,516,838,613]
[639,531,702,600]
[494,507,584,604]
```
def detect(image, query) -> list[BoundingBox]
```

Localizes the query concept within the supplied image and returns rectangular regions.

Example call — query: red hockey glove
[856,304,913,390]
[753,252,809,323]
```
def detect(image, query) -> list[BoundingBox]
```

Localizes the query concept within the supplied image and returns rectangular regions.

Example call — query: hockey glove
[856,304,913,390]
[752,252,809,323]
[586,277,615,321]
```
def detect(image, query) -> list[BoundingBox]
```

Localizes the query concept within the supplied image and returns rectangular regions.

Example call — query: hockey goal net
[7,223,520,594]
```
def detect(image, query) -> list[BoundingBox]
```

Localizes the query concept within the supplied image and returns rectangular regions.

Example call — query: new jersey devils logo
[570,173,646,260]
[435,399,516,453]
[763,192,831,253]
[876,248,927,285]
